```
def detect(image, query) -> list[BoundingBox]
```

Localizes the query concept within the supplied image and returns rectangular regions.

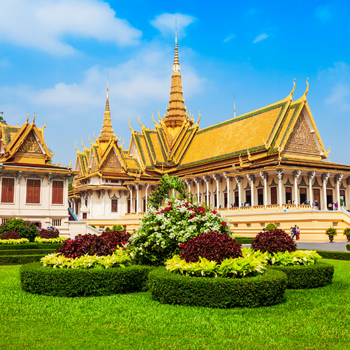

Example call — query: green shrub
[0,238,30,245]
[90,225,96,229]
[326,227,337,236]
[0,218,38,242]
[148,267,287,308]
[20,263,154,297]
[105,227,111,231]
[343,228,350,236]
[270,262,334,289]
[0,249,56,256]
[265,223,277,231]
[0,243,62,251]
[34,237,67,244]
[347,244,350,252]
[235,237,254,244]
[0,255,44,265]
[315,250,350,261]
[112,225,124,232]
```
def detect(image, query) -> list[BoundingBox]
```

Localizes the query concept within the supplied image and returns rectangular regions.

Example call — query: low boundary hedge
[235,238,254,244]
[0,243,62,251]
[0,249,56,256]
[20,263,154,297]
[148,268,287,308]
[315,250,350,261]
[270,262,334,289]
[0,255,44,265]
[346,244,349,252]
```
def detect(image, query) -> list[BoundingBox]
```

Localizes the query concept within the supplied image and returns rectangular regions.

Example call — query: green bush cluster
[315,250,350,261]
[0,218,38,242]
[148,267,287,308]
[347,244,350,252]
[0,243,62,251]
[0,238,29,245]
[270,262,334,289]
[20,263,154,297]
[265,223,277,231]
[0,255,43,265]
[34,237,67,244]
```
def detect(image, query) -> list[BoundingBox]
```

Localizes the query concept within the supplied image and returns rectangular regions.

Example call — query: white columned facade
[335,174,344,208]
[293,170,301,206]
[203,176,209,206]
[145,184,149,212]
[322,173,330,210]
[212,174,220,208]
[308,171,316,205]
[193,177,200,202]
[185,179,191,194]
[223,172,230,207]
[235,176,242,207]
[246,173,255,206]
[135,184,140,214]
[277,170,283,207]
[127,185,133,213]
[347,177,350,209]
[259,171,268,207]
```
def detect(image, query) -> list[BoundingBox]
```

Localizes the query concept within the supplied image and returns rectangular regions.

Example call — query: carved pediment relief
[17,131,43,155]
[101,149,123,171]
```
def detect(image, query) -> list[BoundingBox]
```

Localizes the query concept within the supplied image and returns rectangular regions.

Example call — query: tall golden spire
[163,31,189,136]
[99,80,115,142]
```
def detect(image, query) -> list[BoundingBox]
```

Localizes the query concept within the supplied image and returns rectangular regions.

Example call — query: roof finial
[173,21,180,71]
[288,78,296,100]
[26,112,29,123]
[234,94,236,118]
[74,141,78,151]
[105,75,110,112]
[33,112,35,124]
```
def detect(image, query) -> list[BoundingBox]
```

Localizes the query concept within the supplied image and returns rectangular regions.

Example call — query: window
[52,219,61,226]
[271,187,277,204]
[340,190,346,206]
[83,213,87,219]
[111,199,118,212]
[26,179,41,204]
[285,187,292,204]
[1,178,14,203]
[52,181,64,204]
[2,218,9,224]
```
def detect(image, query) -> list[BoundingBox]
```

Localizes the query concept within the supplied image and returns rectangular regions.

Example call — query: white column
[203,176,209,206]
[193,178,200,202]
[235,176,242,208]
[308,172,316,205]
[145,184,149,212]
[347,177,350,210]
[322,173,330,210]
[277,170,283,207]
[246,173,255,206]
[212,174,220,208]
[293,170,301,207]
[259,171,268,207]
[185,179,191,194]
[335,174,344,208]
[135,184,140,214]
[223,172,230,207]
[127,185,133,213]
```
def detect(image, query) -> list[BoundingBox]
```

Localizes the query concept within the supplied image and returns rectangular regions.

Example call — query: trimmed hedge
[0,243,62,251]
[346,244,350,252]
[315,250,350,261]
[0,249,56,256]
[235,238,254,245]
[20,263,154,297]
[148,267,287,308]
[270,262,334,289]
[0,255,44,265]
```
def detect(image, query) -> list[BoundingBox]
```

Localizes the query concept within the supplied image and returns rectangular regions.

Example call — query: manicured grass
[0,260,349,350]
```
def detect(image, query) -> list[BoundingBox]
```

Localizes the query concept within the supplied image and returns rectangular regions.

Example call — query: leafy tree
[0,112,7,125]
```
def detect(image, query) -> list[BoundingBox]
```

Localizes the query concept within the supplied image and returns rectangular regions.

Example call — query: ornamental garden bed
[20,263,154,297]
[148,267,287,308]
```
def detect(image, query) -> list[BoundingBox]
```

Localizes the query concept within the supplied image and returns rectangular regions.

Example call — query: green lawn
[1,260,349,350]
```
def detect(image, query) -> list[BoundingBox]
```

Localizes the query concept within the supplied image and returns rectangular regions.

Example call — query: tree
[0,112,7,125]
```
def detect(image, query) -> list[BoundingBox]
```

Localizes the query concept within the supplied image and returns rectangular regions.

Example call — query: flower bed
[0,238,30,245]
[20,263,154,297]
[269,262,334,289]
[148,267,287,308]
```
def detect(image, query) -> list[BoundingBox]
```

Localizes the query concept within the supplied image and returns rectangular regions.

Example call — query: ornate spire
[99,80,115,142]
[163,32,189,135]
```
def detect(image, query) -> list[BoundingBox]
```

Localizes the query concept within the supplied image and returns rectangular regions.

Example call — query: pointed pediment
[100,147,124,171]
[17,131,44,155]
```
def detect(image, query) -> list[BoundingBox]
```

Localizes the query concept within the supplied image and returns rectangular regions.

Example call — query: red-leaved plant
[251,229,297,254]
[40,229,59,239]
[57,231,131,258]
[179,231,242,264]
[0,231,22,240]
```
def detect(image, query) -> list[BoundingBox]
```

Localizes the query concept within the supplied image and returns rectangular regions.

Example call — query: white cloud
[151,13,196,37]
[224,35,235,43]
[325,83,350,111]
[0,0,142,56]
[253,33,268,43]
[315,4,335,23]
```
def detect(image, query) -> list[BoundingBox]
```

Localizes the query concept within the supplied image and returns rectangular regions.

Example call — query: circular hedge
[20,263,154,297]
[269,262,334,289]
[148,267,287,308]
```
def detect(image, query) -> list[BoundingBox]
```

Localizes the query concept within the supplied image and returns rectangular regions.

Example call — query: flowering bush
[0,238,29,244]
[128,197,231,265]
[165,254,267,278]
[40,229,59,239]
[41,247,130,269]
[35,237,68,244]
[0,231,22,240]
[0,218,38,242]
[251,229,297,254]
[57,231,130,258]
[180,231,242,263]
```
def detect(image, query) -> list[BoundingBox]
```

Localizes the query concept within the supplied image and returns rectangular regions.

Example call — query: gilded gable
[101,149,123,171]
[283,114,320,158]
[17,131,43,155]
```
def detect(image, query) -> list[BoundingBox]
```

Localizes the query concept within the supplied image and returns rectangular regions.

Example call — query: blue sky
[0,0,350,166]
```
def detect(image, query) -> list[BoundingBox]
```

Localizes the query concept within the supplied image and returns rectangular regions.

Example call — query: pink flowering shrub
[128,196,231,265]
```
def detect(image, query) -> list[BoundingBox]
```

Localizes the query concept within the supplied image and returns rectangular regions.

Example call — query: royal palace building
[70,35,350,240]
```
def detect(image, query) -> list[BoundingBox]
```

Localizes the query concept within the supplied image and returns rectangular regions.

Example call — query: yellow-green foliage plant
[0,238,30,244]
[35,237,68,244]
[41,247,130,269]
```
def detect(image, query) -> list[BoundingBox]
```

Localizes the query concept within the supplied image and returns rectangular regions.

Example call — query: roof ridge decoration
[99,80,115,143]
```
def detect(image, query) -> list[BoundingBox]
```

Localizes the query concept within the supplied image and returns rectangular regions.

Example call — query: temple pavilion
[70,35,350,239]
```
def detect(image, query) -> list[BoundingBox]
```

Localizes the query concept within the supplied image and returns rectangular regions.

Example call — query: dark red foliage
[180,231,242,264]
[251,229,297,254]
[40,229,59,239]
[0,231,22,240]
[57,230,131,258]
